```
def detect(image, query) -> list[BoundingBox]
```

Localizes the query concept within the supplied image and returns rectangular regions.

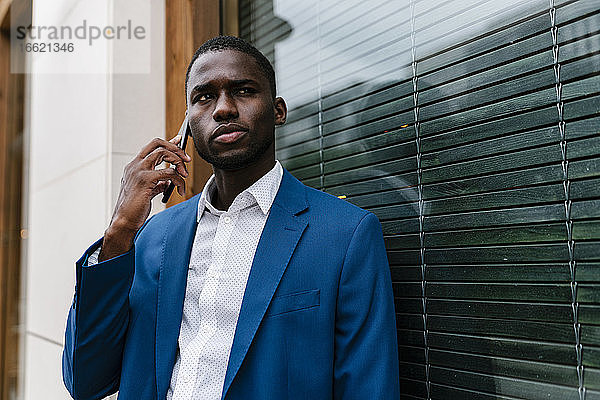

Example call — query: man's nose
[212,94,239,121]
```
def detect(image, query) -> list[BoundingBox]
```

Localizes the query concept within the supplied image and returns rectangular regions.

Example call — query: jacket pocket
[266,289,320,317]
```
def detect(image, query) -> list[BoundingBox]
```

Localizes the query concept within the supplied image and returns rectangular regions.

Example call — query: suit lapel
[155,195,200,398]
[221,170,309,399]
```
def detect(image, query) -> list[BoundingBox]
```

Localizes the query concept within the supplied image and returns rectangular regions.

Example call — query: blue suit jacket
[63,169,399,399]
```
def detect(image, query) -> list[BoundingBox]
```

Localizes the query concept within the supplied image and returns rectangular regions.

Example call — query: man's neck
[211,154,276,211]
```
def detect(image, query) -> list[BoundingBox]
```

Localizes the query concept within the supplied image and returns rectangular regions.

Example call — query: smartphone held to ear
[162,113,191,203]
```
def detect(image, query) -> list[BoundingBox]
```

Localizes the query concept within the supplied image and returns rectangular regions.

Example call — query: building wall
[21,1,165,398]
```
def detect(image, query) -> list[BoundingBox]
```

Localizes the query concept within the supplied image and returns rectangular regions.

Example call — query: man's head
[185,36,286,171]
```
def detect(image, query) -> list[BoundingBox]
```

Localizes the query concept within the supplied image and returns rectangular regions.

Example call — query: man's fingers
[143,148,189,177]
[153,168,186,196]
[138,137,191,162]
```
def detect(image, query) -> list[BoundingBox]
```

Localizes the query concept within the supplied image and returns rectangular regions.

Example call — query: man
[62,36,399,400]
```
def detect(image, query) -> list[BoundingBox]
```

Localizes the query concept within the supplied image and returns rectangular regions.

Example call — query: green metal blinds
[240,0,600,398]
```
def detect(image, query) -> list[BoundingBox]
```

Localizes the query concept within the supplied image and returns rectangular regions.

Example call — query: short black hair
[185,35,276,101]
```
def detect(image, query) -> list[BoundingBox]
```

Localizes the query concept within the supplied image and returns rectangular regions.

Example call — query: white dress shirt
[165,161,283,400]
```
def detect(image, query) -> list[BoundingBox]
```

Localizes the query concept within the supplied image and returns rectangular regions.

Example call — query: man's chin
[196,139,274,171]
[201,151,262,171]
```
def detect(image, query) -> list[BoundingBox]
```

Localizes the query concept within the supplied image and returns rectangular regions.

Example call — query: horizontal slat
[563,92,600,120]
[430,383,521,400]
[391,265,422,281]
[426,299,572,322]
[421,126,560,169]
[424,184,564,216]
[576,263,600,282]
[414,0,550,62]
[323,84,413,123]
[396,313,425,331]
[572,199,600,219]
[420,87,556,137]
[429,349,578,386]
[323,111,414,146]
[580,305,600,325]
[323,96,413,136]
[398,378,427,398]
[425,224,566,247]
[397,329,426,347]
[562,72,600,101]
[276,137,320,160]
[347,186,419,209]
[324,157,416,187]
[419,31,551,90]
[559,33,600,67]
[399,361,426,381]
[423,164,564,200]
[419,52,554,107]
[277,113,319,139]
[382,218,420,235]
[420,69,556,122]
[322,74,413,110]
[428,332,575,364]
[430,366,581,400]
[556,0,600,26]
[425,244,569,263]
[421,105,558,153]
[393,282,422,298]
[323,130,415,163]
[426,264,571,282]
[585,368,600,391]
[422,144,562,185]
[275,126,319,149]
[573,221,600,241]
[575,242,600,261]
[582,325,600,346]
[394,297,423,314]
[426,283,571,302]
[423,204,565,231]
[280,151,320,172]
[427,315,575,343]
[417,7,550,75]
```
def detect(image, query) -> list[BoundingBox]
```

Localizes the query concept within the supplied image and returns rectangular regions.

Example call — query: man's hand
[99,136,191,261]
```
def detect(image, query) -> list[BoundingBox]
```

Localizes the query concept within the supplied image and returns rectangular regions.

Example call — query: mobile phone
[161,112,191,203]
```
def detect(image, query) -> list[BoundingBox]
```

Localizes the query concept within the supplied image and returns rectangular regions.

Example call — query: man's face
[186,49,286,170]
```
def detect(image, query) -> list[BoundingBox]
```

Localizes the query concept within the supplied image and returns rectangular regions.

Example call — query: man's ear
[273,97,287,126]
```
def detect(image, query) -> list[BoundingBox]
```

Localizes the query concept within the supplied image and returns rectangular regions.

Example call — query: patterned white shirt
[166,160,283,400]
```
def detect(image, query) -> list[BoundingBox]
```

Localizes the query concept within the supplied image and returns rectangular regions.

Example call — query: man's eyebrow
[189,79,258,96]
[231,79,257,86]
[190,83,212,95]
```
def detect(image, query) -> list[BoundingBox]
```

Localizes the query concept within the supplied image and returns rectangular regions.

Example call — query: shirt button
[180,372,191,384]
[223,216,231,223]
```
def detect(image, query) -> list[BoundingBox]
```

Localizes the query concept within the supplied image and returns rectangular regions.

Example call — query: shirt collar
[197,160,283,222]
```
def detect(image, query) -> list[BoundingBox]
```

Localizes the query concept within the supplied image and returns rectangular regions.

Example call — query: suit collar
[197,160,285,221]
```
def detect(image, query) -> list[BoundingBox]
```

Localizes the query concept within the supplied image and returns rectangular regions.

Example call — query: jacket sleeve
[62,219,150,400]
[333,212,400,400]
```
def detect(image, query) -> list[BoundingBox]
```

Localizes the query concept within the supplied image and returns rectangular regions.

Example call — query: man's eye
[237,88,254,95]
[193,94,211,103]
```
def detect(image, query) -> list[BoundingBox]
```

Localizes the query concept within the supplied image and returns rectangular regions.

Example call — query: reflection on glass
[241,0,600,397]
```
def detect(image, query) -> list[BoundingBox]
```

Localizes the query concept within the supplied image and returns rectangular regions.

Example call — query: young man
[62,36,399,400]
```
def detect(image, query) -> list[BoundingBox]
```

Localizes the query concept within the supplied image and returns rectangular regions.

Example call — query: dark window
[241,0,600,398]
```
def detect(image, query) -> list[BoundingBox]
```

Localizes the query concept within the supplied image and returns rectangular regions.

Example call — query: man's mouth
[212,123,248,144]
